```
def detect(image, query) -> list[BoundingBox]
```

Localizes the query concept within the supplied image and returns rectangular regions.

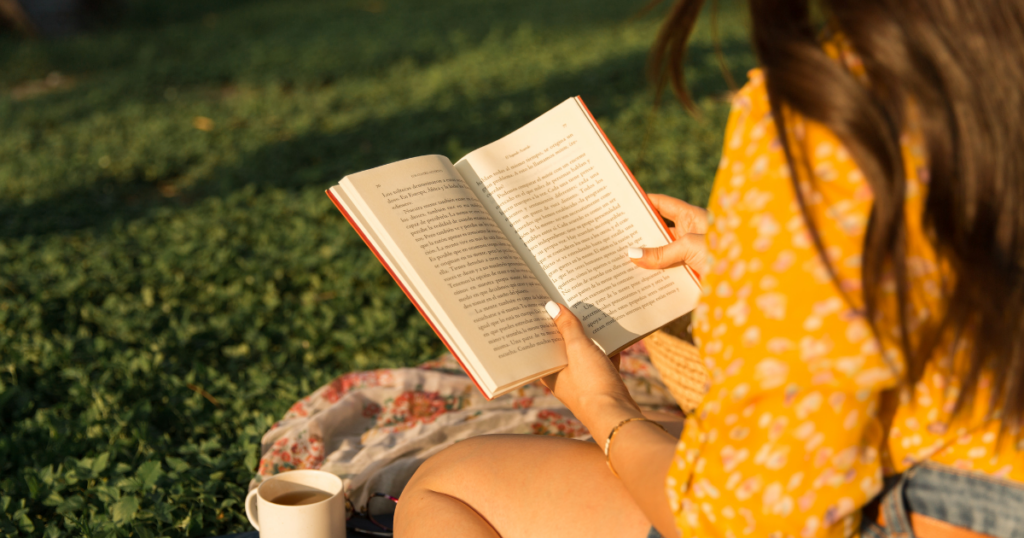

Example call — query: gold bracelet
[603,417,668,478]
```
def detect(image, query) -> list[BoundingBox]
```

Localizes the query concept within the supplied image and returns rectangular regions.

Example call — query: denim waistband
[862,462,1024,538]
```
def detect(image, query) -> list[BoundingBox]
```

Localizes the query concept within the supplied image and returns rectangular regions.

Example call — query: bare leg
[394,434,653,538]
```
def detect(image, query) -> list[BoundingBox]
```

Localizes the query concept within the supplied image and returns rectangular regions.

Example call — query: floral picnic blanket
[249,341,682,515]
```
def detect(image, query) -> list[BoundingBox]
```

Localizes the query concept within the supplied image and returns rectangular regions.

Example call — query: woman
[394,0,1024,536]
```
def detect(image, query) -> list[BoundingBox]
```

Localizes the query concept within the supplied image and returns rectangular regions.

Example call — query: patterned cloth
[669,41,1024,537]
[249,342,683,515]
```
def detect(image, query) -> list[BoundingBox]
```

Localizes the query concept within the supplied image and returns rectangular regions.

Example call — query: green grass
[0,0,754,535]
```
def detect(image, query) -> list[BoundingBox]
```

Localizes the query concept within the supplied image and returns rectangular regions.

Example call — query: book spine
[324,188,491,399]
[574,96,703,285]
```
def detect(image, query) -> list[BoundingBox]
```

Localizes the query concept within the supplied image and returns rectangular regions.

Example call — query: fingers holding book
[627,233,708,275]
[629,193,709,275]
[647,193,708,235]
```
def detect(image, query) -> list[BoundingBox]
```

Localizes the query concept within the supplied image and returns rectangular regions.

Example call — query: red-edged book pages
[327,97,701,399]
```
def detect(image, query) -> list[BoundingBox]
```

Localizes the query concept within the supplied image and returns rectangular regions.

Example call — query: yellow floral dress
[667,57,1024,536]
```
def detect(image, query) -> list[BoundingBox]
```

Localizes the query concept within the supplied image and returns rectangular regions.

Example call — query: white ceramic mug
[244,470,346,538]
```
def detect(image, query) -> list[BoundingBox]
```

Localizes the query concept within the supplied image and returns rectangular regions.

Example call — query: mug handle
[244,488,260,531]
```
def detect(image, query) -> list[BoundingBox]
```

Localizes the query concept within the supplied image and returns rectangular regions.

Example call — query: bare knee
[404,435,510,494]
[397,436,511,537]
[396,435,648,538]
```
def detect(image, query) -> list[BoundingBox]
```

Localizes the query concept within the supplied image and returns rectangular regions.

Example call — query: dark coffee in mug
[269,490,333,506]
[245,469,346,537]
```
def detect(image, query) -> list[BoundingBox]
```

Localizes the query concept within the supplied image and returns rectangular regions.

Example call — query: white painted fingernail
[544,301,561,319]
[627,247,644,259]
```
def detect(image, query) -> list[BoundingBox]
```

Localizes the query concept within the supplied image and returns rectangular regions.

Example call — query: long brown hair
[652,0,1024,429]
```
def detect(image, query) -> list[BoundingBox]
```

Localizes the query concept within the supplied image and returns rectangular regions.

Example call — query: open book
[327,97,701,399]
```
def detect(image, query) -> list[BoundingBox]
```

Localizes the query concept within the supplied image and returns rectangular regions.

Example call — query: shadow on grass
[3,0,667,98]
[0,36,749,240]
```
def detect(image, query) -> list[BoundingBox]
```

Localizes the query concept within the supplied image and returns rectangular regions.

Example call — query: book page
[335,155,566,395]
[455,98,700,353]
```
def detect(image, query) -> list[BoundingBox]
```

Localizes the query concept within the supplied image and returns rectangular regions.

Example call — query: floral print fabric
[251,343,682,515]
[670,63,1024,537]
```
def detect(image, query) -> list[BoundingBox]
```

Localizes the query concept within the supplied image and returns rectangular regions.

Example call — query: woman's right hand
[628,193,709,275]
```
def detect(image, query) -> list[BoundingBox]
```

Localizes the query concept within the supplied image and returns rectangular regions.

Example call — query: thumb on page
[541,301,637,421]
[544,301,620,368]
[543,301,618,373]
[544,301,588,344]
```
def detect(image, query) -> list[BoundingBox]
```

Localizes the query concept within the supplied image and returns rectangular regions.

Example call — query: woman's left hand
[540,302,642,438]
[629,193,709,275]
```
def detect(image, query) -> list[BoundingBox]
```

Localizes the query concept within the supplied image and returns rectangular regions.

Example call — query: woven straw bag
[643,327,709,414]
